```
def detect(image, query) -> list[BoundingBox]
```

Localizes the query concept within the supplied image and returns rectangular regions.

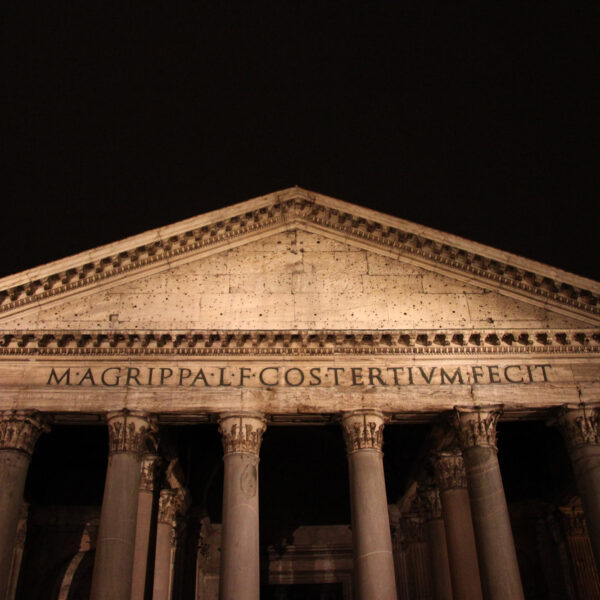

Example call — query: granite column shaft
[555,404,600,576]
[455,407,524,600]
[90,411,156,600]
[218,413,266,600]
[0,411,48,597]
[342,411,397,600]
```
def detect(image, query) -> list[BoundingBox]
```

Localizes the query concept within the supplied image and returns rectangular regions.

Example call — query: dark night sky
[3,3,599,282]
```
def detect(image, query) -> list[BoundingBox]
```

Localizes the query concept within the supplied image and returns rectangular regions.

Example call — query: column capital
[401,513,426,544]
[418,485,442,520]
[139,453,162,492]
[341,410,385,454]
[453,406,502,450]
[218,413,266,456]
[0,410,50,456]
[554,404,600,449]
[157,488,189,528]
[106,410,157,456]
[432,449,467,490]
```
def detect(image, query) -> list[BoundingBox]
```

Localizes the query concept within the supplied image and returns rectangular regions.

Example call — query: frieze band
[46,363,554,388]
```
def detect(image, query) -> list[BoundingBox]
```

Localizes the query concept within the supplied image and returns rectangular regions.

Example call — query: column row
[1,405,600,600]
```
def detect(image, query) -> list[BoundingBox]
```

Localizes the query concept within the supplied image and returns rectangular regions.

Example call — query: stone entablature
[1,189,598,320]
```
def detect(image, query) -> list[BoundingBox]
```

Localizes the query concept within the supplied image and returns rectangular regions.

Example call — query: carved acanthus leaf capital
[158,488,189,528]
[554,404,600,449]
[0,411,50,455]
[106,411,157,455]
[219,413,266,455]
[418,485,442,520]
[432,450,467,490]
[139,453,162,492]
[341,410,385,454]
[559,504,588,536]
[453,407,502,450]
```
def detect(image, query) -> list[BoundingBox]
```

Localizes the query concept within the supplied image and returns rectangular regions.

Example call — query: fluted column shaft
[454,407,524,600]
[0,411,48,596]
[418,486,453,600]
[555,404,600,576]
[131,453,161,600]
[218,413,266,600]
[90,411,156,600]
[342,411,397,600]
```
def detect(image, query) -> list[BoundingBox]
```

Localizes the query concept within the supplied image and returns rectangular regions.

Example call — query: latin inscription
[46,364,553,387]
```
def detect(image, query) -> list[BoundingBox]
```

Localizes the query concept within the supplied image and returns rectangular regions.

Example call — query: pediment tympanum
[0,229,593,332]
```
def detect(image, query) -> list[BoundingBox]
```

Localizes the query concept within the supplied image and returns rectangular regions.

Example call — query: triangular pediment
[0,188,598,332]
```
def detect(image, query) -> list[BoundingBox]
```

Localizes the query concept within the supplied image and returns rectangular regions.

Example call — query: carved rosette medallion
[106,410,157,456]
[218,413,266,456]
[0,411,50,456]
[418,485,442,520]
[554,404,600,450]
[341,410,385,454]
[453,407,502,451]
[432,450,467,491]
[139,453,162,492]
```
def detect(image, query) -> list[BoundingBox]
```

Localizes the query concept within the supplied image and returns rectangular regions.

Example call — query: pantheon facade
[0,188,599,600]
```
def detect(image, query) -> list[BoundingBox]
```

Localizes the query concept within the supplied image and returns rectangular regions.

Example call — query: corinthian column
[341,410,397,600]
[131,453,161,600]
[454,407,524,600]
[0,411,49,595]
[153,488,188,600]
[218,413,266,600]
[418,486,453,600]
[90,410,156,600]
[554,404,600,576]
[432,450,482,600]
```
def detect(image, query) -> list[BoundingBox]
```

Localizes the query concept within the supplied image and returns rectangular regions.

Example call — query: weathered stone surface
[1,229,592,331]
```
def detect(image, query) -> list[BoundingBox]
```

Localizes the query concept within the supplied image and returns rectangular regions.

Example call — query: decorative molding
[418,485,442,520]
[341,410,385,453]
[139,453,162,492]
[554,404,600,449]
[106,410,157,455]
[218,413,266,455]
[454,407,502,450]
[432,450,467,491]
[0,411,50,455]
[0,195,598,318]
[0,328,598,356]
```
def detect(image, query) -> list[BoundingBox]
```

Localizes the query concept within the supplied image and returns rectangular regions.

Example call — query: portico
[0,188,599,599]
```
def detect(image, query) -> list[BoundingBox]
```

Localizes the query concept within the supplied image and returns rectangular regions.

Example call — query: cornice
[1,193,598,320]
[0,329,598,356]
